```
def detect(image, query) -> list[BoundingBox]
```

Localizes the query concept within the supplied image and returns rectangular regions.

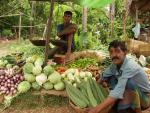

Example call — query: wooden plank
[44,0,54,66]
[31,89,68,97]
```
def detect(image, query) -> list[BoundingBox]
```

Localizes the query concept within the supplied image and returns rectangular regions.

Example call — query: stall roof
[130,0,150,15]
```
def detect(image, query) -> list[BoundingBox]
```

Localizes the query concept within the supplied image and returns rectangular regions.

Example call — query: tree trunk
[123,0,132,36]
[109,1,115,38]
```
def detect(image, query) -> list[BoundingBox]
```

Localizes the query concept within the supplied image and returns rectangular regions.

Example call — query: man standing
[87,40,150,113]
[49,11,77,58]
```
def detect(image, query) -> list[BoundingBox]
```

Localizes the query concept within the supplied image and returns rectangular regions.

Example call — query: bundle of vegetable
[0,55,20,69]
[0,69,24,96]
[66,77,109,108]
[85,65,104,80]
[62,68,94,87]
[23,56,65,91]
[68,58,98,69]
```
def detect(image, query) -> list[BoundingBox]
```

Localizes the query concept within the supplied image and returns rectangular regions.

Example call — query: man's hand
[97,79,108,88]
[84,107,100,113]
[84,97,116,113]
[57,24,77,37]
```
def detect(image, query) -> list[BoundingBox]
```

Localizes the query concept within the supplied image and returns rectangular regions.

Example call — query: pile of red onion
[0,69,24,96]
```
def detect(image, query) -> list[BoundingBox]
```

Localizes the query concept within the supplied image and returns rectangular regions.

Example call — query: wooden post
[18,12,22,42]
[135,5,138,23]
[44,0,55,66]
[30,1,35,38]
[82,6,88,32]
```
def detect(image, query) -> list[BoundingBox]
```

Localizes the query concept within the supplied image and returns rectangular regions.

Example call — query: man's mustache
[111,57,119,61]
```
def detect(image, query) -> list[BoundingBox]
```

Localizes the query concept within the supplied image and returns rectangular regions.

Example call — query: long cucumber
[99,84,109,98]
[91,78,105,102]
[66,83,89,106]
[86,79,97,107]
[66,85,87,108]
[88,77,101,104]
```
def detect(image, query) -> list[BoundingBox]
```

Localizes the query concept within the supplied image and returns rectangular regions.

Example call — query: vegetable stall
[0,0,150,113]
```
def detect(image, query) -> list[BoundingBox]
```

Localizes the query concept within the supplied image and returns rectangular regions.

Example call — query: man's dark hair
[108,40,127,52]
[64,11,72,16]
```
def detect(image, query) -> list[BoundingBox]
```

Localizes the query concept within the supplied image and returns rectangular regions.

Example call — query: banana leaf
[80,0,114,8]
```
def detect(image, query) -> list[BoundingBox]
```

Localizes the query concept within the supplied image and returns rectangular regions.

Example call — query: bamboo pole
[44,0,55,66]
[0,14,20,18]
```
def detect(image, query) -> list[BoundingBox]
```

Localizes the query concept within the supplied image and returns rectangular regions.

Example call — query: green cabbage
[32,82,41,90]
[26,55,37,63]
[23,63,34,74]
[32,66,42,75]
[43,65,54,75]
[17,81,31,93]
[6,64,13,69]
[43,82,53,90]
[34,58,43,66]
[54,82,65,90]
[24,74,35,83]
[48,71,61,84]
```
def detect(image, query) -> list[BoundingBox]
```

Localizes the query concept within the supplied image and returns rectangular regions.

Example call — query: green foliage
[10,40,45,58]
[0,0,134,47]
[75,32,98,50]
[2,29,13,37]
[81,0,113,8]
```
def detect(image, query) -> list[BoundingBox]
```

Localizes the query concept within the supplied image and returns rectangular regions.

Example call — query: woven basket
[139,44,150,56]
[69,100,109,113]
[126,39,148,54]
[30,40,46,46]
[0,95,4,103]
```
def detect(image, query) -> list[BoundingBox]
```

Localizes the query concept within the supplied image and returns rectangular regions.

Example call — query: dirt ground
[0,39,16,56]
[0,40,150,113]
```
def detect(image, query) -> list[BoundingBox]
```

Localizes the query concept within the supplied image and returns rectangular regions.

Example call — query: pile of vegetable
[66,77,109,108]
[61,68,94,87]
[23,56,65,91]
[0,68,24,96]
[85,65,104,80]
[68,58,98,69]
[0,55,16,68]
